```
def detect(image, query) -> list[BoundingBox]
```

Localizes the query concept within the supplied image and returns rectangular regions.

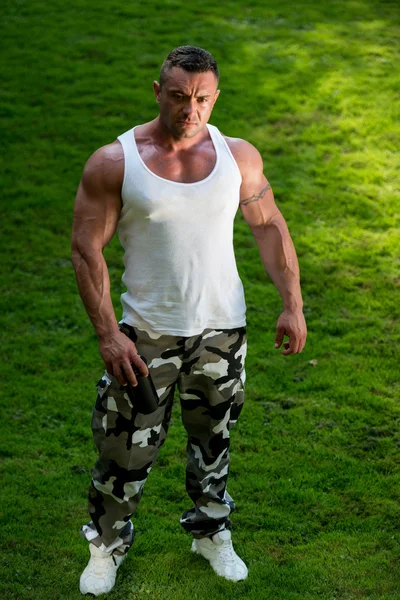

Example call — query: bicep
[228,138,281,229]
[72,150,122,253]
[239,173,281,231]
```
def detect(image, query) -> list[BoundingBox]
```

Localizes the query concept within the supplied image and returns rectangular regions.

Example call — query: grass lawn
[1,0,400,598]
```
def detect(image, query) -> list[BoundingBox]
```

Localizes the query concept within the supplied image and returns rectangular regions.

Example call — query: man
[72,45,307,596]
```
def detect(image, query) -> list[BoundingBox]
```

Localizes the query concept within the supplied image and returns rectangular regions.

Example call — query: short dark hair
[159,46,219,87]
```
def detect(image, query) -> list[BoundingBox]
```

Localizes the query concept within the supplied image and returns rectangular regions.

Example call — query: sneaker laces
[216,540,237,565]
[89,554,116,575]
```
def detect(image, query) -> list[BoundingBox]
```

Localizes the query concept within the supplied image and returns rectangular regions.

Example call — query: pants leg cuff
[80,520,134,555]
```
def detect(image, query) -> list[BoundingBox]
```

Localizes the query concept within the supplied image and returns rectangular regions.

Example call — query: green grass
[1,0,400,598]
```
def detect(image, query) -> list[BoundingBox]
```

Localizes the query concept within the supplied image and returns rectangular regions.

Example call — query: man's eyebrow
[169,89,212,97]
[169,89,190,95]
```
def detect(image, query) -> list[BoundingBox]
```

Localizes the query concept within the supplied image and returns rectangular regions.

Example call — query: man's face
[154,67,220,140]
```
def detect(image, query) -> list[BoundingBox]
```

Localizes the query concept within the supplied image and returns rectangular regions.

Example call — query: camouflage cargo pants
[81,324,247,556]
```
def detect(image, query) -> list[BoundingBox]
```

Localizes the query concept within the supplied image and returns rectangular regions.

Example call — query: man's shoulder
[83,141,124,190]
[87,140,124,168]
[221,134,264,174]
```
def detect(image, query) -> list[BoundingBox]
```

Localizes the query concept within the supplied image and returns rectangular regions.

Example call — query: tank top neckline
[131,123,220,187]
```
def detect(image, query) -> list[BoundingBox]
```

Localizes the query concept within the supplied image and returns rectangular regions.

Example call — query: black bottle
[125,356,159,415]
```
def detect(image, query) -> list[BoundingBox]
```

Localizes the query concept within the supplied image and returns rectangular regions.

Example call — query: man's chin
[173,124,202,139]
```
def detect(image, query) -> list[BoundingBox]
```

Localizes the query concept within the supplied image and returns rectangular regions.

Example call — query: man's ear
[154,81,161,104]
[213,89,221,106]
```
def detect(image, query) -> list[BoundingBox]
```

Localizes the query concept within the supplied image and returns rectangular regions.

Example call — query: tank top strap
[206,124,242,182]
[117,128,146,199]
[117,127,135,159]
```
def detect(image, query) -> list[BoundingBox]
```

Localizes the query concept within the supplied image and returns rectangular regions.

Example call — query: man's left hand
[274,309,307,355]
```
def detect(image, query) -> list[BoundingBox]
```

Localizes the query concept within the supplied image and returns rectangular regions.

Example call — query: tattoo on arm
[240,183,271,206]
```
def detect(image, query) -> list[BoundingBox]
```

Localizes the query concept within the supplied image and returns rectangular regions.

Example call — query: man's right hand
[98,330,149,386]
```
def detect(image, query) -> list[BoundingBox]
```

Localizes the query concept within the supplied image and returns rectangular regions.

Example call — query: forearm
[252,214,303,312]
[71,246,120,339]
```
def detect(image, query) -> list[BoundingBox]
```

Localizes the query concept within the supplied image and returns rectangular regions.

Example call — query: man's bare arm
[71,142,147,383]
[239,182,271,206]
[227,138,307,355]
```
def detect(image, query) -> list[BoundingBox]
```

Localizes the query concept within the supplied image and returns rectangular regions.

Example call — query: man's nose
[182,98,196,116]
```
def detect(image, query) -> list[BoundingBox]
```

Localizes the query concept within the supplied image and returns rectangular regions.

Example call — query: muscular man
[72,46,307,596]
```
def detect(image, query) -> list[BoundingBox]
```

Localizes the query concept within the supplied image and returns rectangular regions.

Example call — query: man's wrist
[283,296,303,313]
[96,323,120,341]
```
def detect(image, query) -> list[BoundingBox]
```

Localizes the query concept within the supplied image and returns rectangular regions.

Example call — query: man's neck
[145,117,209,152]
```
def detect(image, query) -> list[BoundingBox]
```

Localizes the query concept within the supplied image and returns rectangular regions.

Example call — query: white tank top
[116,123,246,336]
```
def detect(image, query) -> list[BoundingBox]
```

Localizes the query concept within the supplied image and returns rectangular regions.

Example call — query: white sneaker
[191,530,248,582]
[79,544,126,596]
